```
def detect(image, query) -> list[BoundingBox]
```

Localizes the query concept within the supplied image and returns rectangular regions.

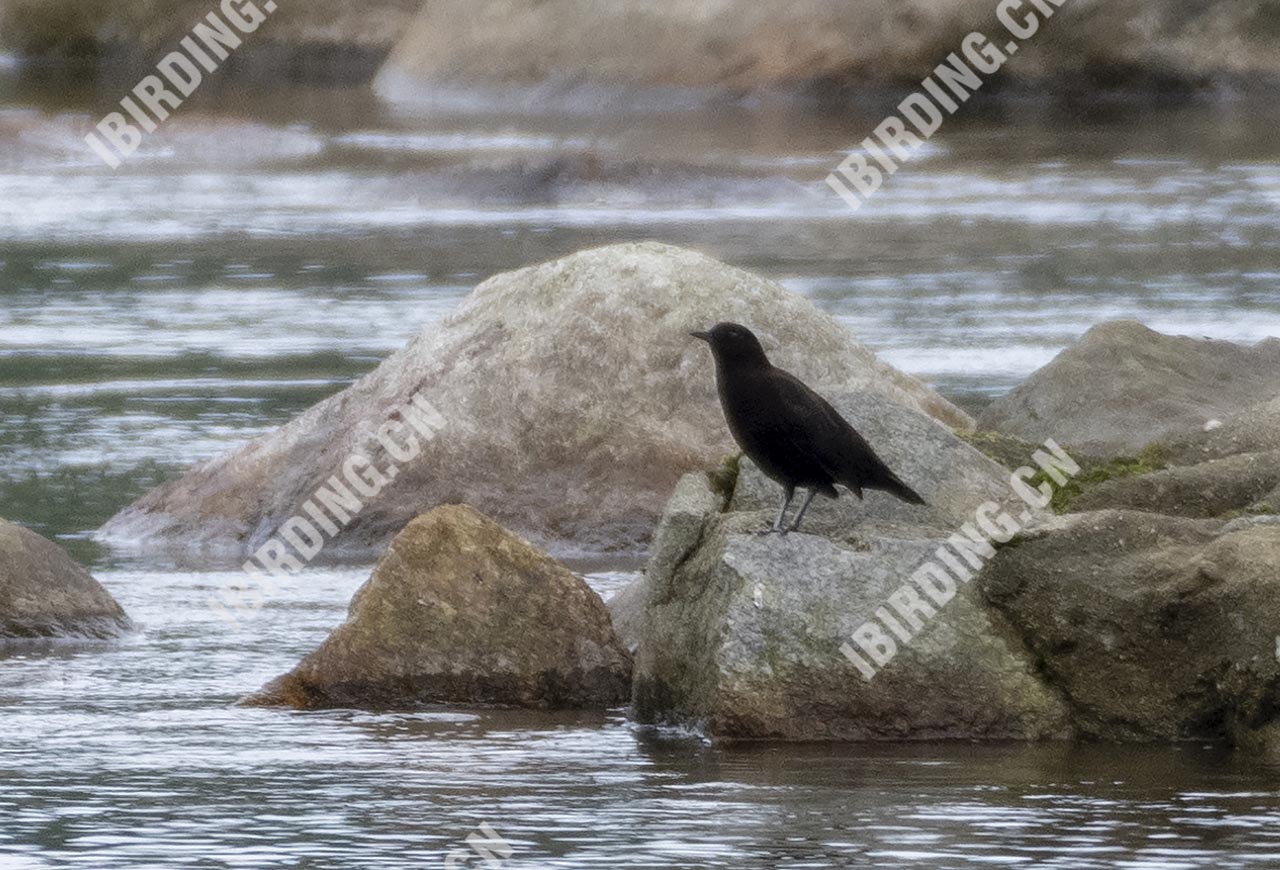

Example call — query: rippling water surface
[2,69,1279,868]
[5,566,1280,869]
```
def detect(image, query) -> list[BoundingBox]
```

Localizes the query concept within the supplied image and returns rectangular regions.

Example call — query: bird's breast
[715,367,785,448]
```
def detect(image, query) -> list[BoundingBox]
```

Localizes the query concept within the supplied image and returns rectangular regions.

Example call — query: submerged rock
[244,505,631,710]
[101,242,967,559]
[0,519,130,641]
[981,511,1280,744]
[631,411,1070,741]
[978,321,1280,457]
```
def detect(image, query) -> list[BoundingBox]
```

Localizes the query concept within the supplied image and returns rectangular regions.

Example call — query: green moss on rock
[705,453,741,502]
[1037,443,1170,514]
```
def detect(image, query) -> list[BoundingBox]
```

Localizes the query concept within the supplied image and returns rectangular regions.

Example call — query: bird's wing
[767,369,888,495]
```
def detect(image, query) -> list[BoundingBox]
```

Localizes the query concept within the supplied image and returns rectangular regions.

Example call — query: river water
[2,68,1280,868]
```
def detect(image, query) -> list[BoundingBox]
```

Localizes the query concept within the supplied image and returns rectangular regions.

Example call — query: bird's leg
[787,488,818,534]
[765,486,794,535]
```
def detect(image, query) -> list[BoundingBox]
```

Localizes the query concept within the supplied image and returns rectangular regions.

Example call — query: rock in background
[978,321,1280,458]
[7,0,1278,96]
[245,504,631,710]
[0,519,130,641]
[100,242,968,559]
[0,0,421,78]
[975,321,1280,524]
[1069,450,1280,519]
[376,0,1280,104]
[1164,397,1280,466]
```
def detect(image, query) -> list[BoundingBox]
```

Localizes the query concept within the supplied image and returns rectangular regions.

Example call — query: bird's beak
[690,331,712,343]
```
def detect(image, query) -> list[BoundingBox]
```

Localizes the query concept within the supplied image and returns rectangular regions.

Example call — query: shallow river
[1,69,1279,868]
[5,566,1280,869]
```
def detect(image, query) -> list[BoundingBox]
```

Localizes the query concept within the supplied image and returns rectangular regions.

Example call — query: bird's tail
[879,471,927,506]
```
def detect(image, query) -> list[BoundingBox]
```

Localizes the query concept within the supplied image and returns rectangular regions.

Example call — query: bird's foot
[754,526,785,537]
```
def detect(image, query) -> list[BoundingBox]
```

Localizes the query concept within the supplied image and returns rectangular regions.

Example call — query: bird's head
[690,322,770,367]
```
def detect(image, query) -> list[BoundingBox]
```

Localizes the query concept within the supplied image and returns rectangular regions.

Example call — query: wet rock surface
[631,418,1069,741]
[0,519,130,641]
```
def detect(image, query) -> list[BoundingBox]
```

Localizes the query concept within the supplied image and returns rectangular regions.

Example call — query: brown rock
[0,519,130,640]
[1164,397,1280,466]
[245,505,631,710]
[2,0,420,76]
[981,510,1280,743]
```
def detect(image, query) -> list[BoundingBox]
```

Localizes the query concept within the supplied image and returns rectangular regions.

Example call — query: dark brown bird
[692,322,926,534]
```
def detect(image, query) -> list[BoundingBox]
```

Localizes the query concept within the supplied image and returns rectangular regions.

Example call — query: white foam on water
[0,285,465,358]
[332,130,591,153]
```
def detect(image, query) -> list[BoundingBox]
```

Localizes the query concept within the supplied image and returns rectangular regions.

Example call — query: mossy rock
[1069,448,1280,520]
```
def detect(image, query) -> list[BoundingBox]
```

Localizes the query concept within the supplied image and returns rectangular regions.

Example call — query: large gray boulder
[244,504,631,710]
[376,0,1280,104]
[633,468,1280,747]
[978,321,1280,457]
[631,412,1070,740]
[376,0,997,102]
[981,510,1280,744]
[101,242,968,559]
[605,469,731,655]
[0,519,130,641]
